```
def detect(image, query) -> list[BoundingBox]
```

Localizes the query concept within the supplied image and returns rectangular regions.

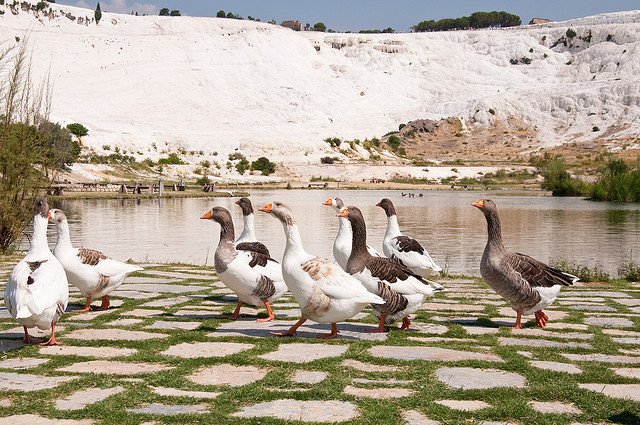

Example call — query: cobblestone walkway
[0,262,638,424]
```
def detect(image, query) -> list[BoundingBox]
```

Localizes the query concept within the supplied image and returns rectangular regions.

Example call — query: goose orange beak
[337,208,349,218]
[235,200,240,205]
[323,198,333,206]
[375,201,382,207]
[200,210,212,219]
[472,200,484,209]
[259,203,273,213]
[47,210,52,220]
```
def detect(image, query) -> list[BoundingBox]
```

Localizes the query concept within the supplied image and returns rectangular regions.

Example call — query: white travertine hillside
[1,0,639,165]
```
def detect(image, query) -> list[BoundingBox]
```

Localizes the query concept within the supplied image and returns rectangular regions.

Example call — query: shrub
[566,28,576,38]
[592,126,600,132]
[387,135,401,151]
[510,58,519,65]
[196,175,210,185]
[36,1,47,11]
[235,158,250,175]
[158,153,185,165]
[398,123,406,131]
[619,256,640,281]
[589,158,640,202]
[534,153,586,196]
[67,122,88,137]
[95,2,102,24]
[606,34,613,42]
[320,156,335,164]
[200,160,211,168]
[250,157,276,175]
[520,57,531,65]
[228,152,246,161]
[102,145,110,150]
[488,108,496,115]
[550,259,609,282]
[324,137,341,148]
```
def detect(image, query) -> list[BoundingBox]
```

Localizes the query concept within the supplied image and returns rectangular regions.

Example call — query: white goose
[49,209,142,312]
[323,197,382,270]
[377,198,442,277]
[259,201,384,338]
[340,206,442,332]
[201,206,287,321]
[4,198,68,345]
[235,197,271,257]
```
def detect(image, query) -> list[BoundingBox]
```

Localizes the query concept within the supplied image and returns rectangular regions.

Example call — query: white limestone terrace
[0,0,639,170]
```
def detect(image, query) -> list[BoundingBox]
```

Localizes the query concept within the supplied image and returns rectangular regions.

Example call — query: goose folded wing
[236,241,271,258]
[20,259,66,315]
[367,257,432,295]
[508,253,575,287]
[301,258,376,302]
[392,236,425,255]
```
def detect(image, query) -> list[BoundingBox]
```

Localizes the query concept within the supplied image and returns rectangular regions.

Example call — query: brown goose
[339,206,441,332]
[235,197,270,257]
[201,206,287,321]
[473,199,578,328]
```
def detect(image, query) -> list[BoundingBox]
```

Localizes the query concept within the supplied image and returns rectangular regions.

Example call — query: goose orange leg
[257,301,275,322]
[367,315,386,333]
[514,308,523,329]
[317,323,339,339]
[400,316,412,330]
[22,326,44,344]
[271,317,307,337]
[229,301,244,320]
[97,296,110,311]
[75,296,92,313]
[41,322,62,346]
[535,310,548,328]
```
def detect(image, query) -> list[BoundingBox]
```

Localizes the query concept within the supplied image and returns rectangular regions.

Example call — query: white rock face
[1,1,639,166]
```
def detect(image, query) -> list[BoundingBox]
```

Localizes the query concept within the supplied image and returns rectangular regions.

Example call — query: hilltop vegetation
[413,11,522,32]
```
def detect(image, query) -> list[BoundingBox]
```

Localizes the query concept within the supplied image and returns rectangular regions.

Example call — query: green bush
[534,154,585,196]
[550,259,610,282]
[36,1,47,11]
[228,152,246,161]
[592,126,600,132]
[196,175,210,185]
[589,159,640,202]
[157,153,185,165]
[387,135,401,151]
[235,158,250,175]
[250,157,276,176]
[566,28,576,38]
[200,160,211,168]
[619,256,640,281]
[320,156,335,164]
[66,122,88,137]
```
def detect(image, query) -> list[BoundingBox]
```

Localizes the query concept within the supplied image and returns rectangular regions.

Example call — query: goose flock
[4,195,577,344]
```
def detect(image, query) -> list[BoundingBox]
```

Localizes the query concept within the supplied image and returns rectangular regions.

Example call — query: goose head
[322,197,345,213]
[472,199,498,217]
[259,201,295,225]
[34,197,49,219]
[200,206,233,226]
[235,197,254,216]
[375,198,396,217]
[48,208,67,225]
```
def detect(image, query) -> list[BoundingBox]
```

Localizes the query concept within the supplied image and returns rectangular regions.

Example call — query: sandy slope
[1,1,639,171]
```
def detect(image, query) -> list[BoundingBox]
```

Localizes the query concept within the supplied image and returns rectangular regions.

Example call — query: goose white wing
[387,236,442,273]
[301,258,383,304]
[365,257,435,296]
[8,259,67,318]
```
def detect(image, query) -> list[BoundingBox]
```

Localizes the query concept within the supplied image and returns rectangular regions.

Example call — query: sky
[63,0,640,32]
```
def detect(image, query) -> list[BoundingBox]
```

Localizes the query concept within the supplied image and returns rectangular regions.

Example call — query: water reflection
[30,190,640,276]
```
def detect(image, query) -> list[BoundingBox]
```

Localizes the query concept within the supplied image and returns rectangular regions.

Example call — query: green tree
[216,10,225,18]
[66,122,88,137]
[159,8,169,16]
[250,157,276,176]
[313,22,327,32]
[170,9,181,16]
[95,2,102,24]
[235,158,250,175]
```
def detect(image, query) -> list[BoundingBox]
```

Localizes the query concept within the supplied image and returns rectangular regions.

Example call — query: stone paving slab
[58,360,173,375]
[119,283,209,293]
[403,410,440,425]
[0,415,93,425]
[232,399,360,422]
[611,368,640,379]
[210,319,388,341]
[578,383,640,402]
[40,345,137,358]
[344,385,414,398]
[529,401,582,414]
[510,328,593,340]
[0,326,64,339]
[108,318,145,326]
[341,359,402,372]
[368,346,503,362]
[55,386,125,411]
[141,270,214,280]
[259,343,348,363]
[151,387,221,399]
[435,399,490,411]
[161,342,253,359]
[110,290,160,299]
[171,309,224,319]
[121,277,182,284]
[498,337,592,349]
[0,372,76,391]
[122,309,166,317]
[127,403,208,415]
[530,360,582,374]
[421,302,486,312]
[0,357,49,370]
[291,371,328,384]
[66,311,113,321]
[65,328,169,341]
[561,353,640,364]
[147,320,201,331]
[435,367,527,390]
[141,296,192,308]
[188,364,268,387]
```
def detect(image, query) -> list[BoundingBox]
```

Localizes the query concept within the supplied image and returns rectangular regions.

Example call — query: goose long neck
[29,215,51,255]
[485,210,504,248]
[217,218,236,247]
[55,220,74,249]
[337,216,350,237]
[283,222,306,257]
[238,213,256,242]
[385,215,401,238]
[350,216,370,258]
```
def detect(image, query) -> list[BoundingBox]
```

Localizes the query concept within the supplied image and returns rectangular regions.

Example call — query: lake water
[38,189,640,277]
